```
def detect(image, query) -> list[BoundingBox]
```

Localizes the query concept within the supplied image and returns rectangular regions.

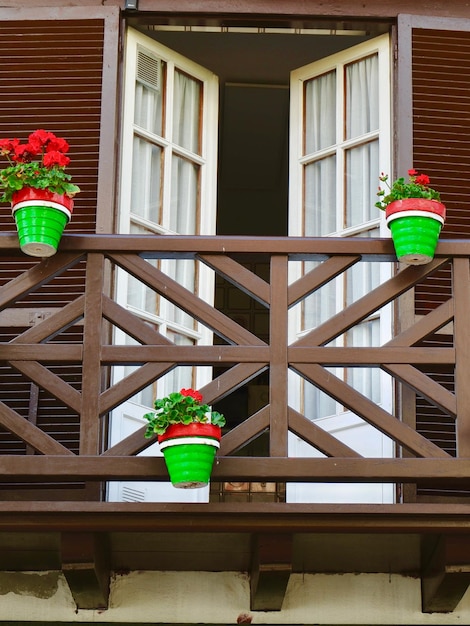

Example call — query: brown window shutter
[0,10,119,501]
[398,17,470,500]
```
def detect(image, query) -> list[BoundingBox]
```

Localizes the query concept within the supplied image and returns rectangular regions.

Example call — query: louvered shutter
[0,9,119,500]
[397,16,470,500]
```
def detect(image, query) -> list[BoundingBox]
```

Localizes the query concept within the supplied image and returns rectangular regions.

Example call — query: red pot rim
[11,187,74,213]
[157,422,222,443]
[385,198,446,220]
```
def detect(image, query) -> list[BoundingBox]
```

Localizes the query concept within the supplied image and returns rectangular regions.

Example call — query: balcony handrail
[0,233,467,498]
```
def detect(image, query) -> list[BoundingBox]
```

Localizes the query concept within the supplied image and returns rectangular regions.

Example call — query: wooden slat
[383,364,456,417]
[0,253,84,311]
[453,258,470,456]
[293,258,450,348]
[109,252,267,346]
[220,406,270,456]
[295,363,450,459]
[288,408,361,458]
[80,254,104,455]
[269,256,289,456]
[200,254,270,306]
[5,362,82,414]
[0,402,74,456]
[288,255,360,307]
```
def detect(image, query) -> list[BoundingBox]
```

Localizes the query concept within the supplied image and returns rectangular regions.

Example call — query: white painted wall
[1,570,470,624]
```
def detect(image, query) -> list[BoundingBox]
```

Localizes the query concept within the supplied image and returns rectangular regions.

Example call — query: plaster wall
[1,571,470,624]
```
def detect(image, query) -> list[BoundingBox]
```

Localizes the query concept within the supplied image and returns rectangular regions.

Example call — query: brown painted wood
[81,254,105,455]
[288,255,360,307]
[269,256,289,456]
[422,535,470,612]
[201,254,270,306]
[453,259,470,456]
[110,252,267,346]
[0,402,73,456]
[0,456,469,485]
[251,533,292,610]
[288,408,361,458]
[134,0,470,19]
[220,406,271,456]
[383,364,456,417]
[61,532,110,609]
[296,363,450,458]
[2,501,470,534]
[293,258,450,348]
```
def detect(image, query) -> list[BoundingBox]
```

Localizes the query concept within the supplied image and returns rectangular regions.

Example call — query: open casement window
[109,28,218,503]
[287,35,395,503]
[396,16,470,501]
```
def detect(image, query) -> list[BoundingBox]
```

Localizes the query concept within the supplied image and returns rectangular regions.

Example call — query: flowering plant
[375,169,441,210]
[0,129,80,203]
[143,388,226,437]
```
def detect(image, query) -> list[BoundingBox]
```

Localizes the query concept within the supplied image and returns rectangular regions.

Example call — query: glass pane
[345,141,379,227]
[304,155,336,236]
[170,155,199,234]
[134,74,164,136]
[304,70,336,154]
[346,238,380,305]
[302,261,338,330]
[304,378,337,421]
[131,136,162,222]
[347,320,381,404]
[164,259,196,330]
[173,70,201,154]
[127,224,158,314]
[345,54,378,139]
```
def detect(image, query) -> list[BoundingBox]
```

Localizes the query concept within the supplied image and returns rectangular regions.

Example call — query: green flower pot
[158,423,222,489]
[11,188,73,258]
[385,199,446,265]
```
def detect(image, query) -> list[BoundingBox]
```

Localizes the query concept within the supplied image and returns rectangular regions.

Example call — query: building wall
[0,571,470,624]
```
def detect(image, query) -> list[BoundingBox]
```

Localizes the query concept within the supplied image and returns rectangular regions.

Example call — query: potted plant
[376,169,446,265]
[143,388,226,489]
[0,129,80,258]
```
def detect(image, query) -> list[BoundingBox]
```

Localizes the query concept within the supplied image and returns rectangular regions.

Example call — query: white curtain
[301,53,381,421]
[345,55,379,226]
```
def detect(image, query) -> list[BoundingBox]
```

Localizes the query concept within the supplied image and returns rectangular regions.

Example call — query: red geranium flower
[180,388,203,403]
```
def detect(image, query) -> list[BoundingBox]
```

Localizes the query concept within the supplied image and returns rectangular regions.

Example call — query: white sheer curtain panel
[305,70,336,153]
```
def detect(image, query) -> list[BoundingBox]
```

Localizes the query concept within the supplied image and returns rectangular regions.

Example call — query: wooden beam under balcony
[251,533,292,610]
[422,535,470,613]
[61,532,110,610]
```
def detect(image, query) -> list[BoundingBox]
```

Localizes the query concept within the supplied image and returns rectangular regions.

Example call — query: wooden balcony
[1,232,470,612]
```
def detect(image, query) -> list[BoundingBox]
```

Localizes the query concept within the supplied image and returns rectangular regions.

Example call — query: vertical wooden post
[453,258,470,457]
[269,255,289,456]
[80,253,105,455]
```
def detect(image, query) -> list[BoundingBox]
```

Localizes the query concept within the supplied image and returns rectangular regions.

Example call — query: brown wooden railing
[0,232,469,502]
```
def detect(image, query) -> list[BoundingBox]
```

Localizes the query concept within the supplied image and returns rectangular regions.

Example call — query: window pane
[170,155,199,234]
[131,136,162,222]
[164,259,196,330]
[304,70,336,153]
[173,70,201,154]
[304,156,336,236]
[127,223,158,314]
[347,320,381,404]
[345,141,379,227]
[134,64,164,136]
[346,231,380,305]
[345,54,379,139]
